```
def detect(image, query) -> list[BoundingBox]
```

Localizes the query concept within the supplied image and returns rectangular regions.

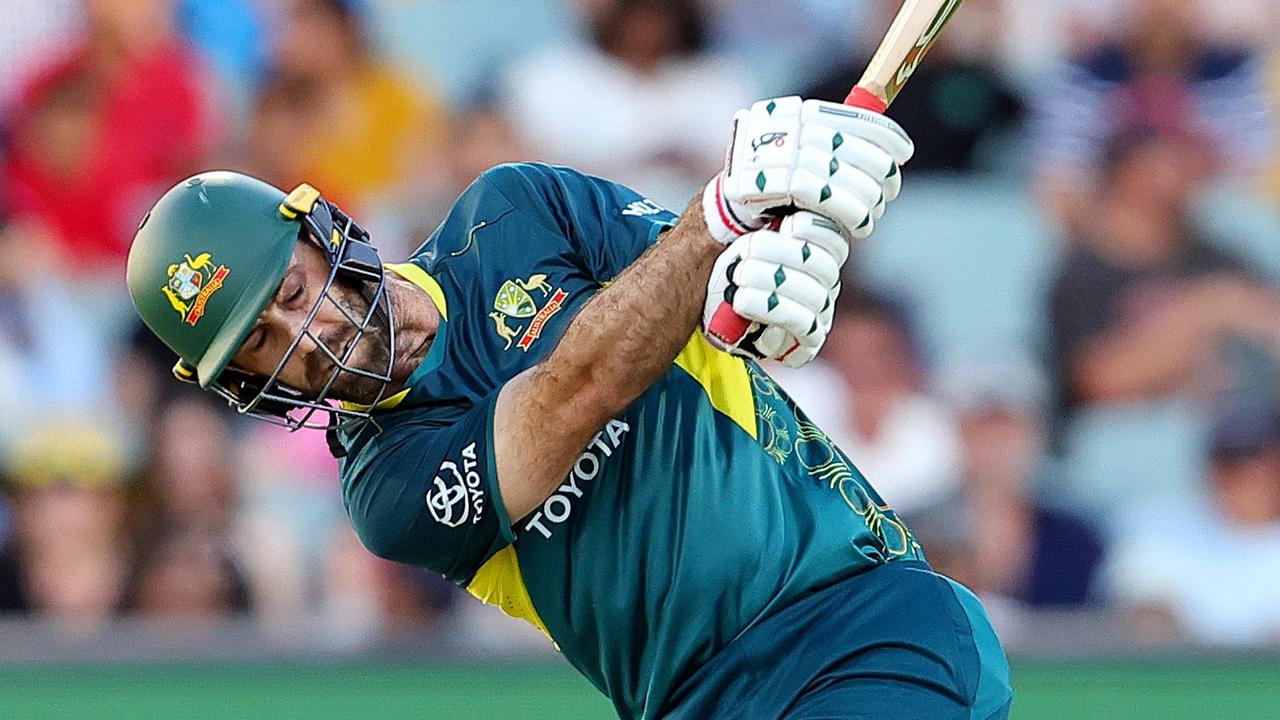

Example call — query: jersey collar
[340,262,448,413]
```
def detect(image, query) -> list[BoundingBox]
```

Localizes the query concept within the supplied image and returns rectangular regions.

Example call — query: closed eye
[276,265,307,310]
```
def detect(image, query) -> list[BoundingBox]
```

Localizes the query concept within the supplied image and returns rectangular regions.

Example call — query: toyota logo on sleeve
[426,442,485,527]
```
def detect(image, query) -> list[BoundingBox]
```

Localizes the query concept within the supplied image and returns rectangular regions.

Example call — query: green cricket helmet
[126,171,396,430]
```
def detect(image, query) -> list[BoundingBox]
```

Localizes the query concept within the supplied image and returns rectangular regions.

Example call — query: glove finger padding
[799,128,902,203]
[707,95,913,246]
[731,148,886,241]
[775,277,840,368]
[755,324,794,355]
[785,155,886,240]
[780,342,821,369]
[779,211,850,270]
[799,102,914,166]
[701,210,847,366]
[728,286,821,340]
[729,212,846,313]
[732,257,830,314]
[729,221,845,288]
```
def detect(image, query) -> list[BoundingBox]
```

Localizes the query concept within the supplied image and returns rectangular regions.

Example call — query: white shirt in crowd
[500,43,760,210]
[1104,502,1280,647]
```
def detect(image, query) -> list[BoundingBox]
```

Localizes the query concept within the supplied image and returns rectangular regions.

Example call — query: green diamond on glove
[829,158,839,176]
[774,267,786,286]
[766,100,777,115]
[819,185,832,203]
[767,292,779,311]
[756,172,767,192]
[832,132,843,150]
[801,243,811,262]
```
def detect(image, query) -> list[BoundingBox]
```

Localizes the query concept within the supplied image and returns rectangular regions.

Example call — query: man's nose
[258,304,323,366]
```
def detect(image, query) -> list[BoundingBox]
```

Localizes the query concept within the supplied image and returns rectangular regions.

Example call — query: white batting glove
[703,212,847,368]
[702,96,914,245]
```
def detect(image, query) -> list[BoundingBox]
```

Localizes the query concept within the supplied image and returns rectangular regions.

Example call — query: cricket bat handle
[707,0,966,352]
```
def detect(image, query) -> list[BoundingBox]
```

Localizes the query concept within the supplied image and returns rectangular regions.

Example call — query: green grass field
[0,659,1277,719]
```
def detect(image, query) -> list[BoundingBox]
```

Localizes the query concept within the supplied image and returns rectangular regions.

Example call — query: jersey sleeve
[339,393,513,584]
[482,163,679,280]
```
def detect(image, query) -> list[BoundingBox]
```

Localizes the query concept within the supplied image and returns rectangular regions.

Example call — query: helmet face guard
[179,185,397,431]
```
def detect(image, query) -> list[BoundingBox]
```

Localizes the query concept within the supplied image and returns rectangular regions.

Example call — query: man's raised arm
[493,201,719,518]
[492,97,914,521]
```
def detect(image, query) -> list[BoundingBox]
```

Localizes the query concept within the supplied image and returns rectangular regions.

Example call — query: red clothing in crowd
[1,42,211,268]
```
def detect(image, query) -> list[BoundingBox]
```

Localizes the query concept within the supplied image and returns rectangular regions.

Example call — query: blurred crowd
[0,0,1278,652]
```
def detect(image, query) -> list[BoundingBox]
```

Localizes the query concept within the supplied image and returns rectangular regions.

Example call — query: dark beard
[306,280,393,406]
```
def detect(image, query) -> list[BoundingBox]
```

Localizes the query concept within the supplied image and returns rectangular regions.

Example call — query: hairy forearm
[552,199,720,407]
[494,198,722,517]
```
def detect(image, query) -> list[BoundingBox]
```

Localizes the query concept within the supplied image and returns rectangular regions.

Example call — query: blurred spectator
[112,323,185,449]
[1267,50,1280,201]
[805,0,1025,173]
[0,494,10,550]
[376,564,458,638]
[176,0,270,127]
[440,107,532,211]
[244,0,448,212]
[362,104,532,261]
[500,0,759,207]
[0,206,114,450]
[997,0,1280,85]
[121,396,249,618]
[0,0,214,271]
[0,489,15,612]
[914,358,1105,608]
[236,423,345,618]
[371,0,577,108]
[999,1,1116,85]
[131,397,235,530]
[1031,0,1276,232]
[777,292,963,516]
[1048,127,1280,419]
[0,424,130,619]
[318,527,457,648]
[125,526,250,618]
[700,0,866,93]
[0,0,82,113]
[1103,403,1280,646]
[243,71,311,202]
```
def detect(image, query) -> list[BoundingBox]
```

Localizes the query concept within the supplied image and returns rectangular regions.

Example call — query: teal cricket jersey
[335,163,926,720]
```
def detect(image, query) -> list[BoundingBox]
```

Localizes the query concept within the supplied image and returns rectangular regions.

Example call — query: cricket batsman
[126,97,1012,719]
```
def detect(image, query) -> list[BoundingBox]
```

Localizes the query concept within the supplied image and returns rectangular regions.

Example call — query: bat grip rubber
[705,90,887,351]
[844,86,889,113]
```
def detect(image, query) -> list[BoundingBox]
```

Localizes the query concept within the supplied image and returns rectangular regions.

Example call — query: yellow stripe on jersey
[386,262,448,320]
[340,387,412,413]
[340,263,447,413]
[673,333,757,439]
[391,262,548,639]
[466,545,551,639]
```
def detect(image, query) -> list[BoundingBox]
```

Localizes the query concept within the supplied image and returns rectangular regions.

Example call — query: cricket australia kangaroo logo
[162,252,231,326]
[489,273,569,351]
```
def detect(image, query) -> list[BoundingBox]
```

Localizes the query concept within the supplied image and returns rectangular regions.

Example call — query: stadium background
[0,0,1278,717]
